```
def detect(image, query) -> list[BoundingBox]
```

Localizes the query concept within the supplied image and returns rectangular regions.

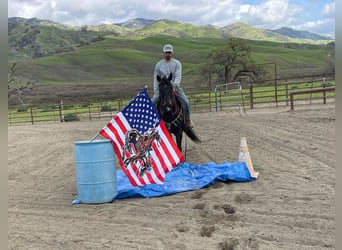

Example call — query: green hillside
[13,35,332,87]
[8,18,334,62]
[132,19,224,38]
[8,22,108,61]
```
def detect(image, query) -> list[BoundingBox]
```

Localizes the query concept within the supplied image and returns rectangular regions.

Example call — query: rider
[152,44,193,129]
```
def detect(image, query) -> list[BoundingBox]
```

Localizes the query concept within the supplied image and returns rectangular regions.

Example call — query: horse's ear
[168,73,172,81]
[157,75,161,82]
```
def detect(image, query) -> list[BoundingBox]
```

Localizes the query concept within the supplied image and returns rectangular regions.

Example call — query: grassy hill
[13,35,333,86]
[8,22,109,60]
[132,19,224,38]
[8,17,334,61]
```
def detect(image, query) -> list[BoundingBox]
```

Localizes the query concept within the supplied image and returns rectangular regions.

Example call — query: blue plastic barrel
[74,139,117,203]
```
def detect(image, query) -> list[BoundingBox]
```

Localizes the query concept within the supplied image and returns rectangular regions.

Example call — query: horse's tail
[184,128,201,143]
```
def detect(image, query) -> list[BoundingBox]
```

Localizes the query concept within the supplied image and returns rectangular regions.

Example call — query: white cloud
[293,18,335,38]
[322,2,335,17]
[8,0,335,36]
[234,0,304,29]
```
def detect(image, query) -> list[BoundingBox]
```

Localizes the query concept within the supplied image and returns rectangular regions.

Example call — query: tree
[201,38,264,87]
[325,41,335,75]
[8,62,39,104]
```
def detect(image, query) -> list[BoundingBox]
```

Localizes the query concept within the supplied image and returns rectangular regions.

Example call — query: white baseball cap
[163,44,173,52]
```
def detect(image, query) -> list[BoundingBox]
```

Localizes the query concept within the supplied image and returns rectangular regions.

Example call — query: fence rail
[289,86,335,110]
[8,74,335,125]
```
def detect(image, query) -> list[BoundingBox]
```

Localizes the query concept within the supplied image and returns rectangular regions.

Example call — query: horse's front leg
[176,132,183,152]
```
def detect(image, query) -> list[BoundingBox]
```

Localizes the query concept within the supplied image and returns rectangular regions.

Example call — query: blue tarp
[116,161,255,199]
[72,161,256,204]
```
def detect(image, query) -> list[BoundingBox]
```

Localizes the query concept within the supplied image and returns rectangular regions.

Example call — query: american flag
[99,87,184,186]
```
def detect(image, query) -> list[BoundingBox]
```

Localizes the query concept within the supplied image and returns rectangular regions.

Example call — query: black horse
[155,73,200,151]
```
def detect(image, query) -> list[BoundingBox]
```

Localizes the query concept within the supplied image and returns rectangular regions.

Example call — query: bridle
[158,75,183,128]
[163,105,184,130]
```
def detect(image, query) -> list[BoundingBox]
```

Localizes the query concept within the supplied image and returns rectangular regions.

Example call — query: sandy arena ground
[8,103,335,249]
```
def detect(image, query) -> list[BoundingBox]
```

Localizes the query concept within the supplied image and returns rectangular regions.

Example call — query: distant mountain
[221,22,291,42]
[115,18,156,28]
[8,17,334,61]
[270,27,332,40]
[8,16,78,30]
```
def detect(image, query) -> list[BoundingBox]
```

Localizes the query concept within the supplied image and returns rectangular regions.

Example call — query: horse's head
[157,73,176,114]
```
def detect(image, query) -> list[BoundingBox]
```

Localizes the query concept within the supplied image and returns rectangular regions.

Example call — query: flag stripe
[150,144,166,180]
[151,142,167,177]
[159,122,184,162]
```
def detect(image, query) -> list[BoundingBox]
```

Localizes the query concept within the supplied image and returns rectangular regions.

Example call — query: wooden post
[88,104,92,121]
[118,99,122,111]
[219,91,222,111]
[30,104,34,124]
[209,91,211,112]
[322,77,326,104]
[59,103,62,122]
[274,63,278,107]
[60,100,64,122]
[249,82,254,109]
[290,93,294,110]
[214,88,218,112]
[285,80,289,106]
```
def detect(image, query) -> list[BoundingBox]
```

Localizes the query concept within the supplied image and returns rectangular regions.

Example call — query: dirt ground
[8,103,335,250]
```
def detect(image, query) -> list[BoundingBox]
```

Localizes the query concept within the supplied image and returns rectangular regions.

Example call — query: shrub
[63,113,80,122]
[80,103,89,108]
[101,105,116,112]
[62,104,75,109]
[41,106,54,112]
[17,106,28,112]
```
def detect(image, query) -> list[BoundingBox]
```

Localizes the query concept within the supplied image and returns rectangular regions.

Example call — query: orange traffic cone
[238,137,258,178]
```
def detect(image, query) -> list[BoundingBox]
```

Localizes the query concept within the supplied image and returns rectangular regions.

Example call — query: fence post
[30,104,34,124]
[59,103,62,122]
[285,80,289,106]
[249,82,254,109]
[209,91,211,112]
[60,100,64,122]
[274,63,278,107]
[322,78,327,104]
[219,91,222,111]
[88,104,92,121]
[118,99,122,111]
[214,88,218,112]
[53,109,57,122]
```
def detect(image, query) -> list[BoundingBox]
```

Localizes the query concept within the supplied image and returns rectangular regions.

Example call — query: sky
[8,0,335,38]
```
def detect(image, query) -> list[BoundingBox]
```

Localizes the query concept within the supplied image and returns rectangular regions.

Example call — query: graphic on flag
[122,128,161,178]
[99,87,184,186]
